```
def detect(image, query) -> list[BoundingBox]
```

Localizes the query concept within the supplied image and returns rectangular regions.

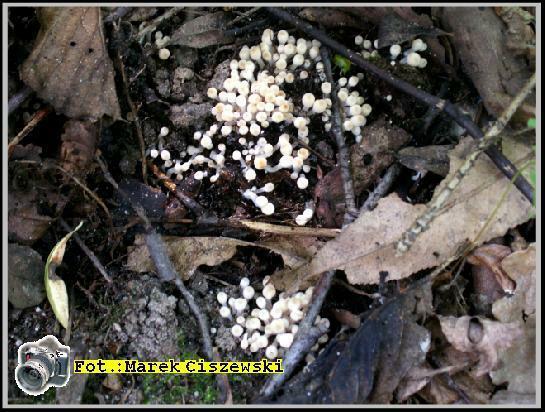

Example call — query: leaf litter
[273,135,533,292]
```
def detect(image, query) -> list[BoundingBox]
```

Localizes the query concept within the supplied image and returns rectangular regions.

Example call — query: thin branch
[59,218,112,284]
[264,7,534,204]
[320,46,358,225]
[138,7,182,43]
[8,85,33,115]
[8,107,52,158]
[360,163,401,213]
[397,73,536,255]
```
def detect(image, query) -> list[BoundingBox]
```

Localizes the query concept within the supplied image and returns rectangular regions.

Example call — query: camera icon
[15,335,70,396]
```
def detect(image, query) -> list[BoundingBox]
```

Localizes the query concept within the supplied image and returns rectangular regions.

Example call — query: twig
[321,46,358,224]
[333,278,382,299]
[112,33,148,185]
[148,162,205,216]
[8,107,52,158]
[264,7,534,204]
[54,165,113,227]
[95,155,231,403]
[138,7,182,43]
[238,220,339,237]
[396,73,536,255]
[59,218,112,284]
[226,7,261,27]
[360,164,401,213]
[8,85,33,115]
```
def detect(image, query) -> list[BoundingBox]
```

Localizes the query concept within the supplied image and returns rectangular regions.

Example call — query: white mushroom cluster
[217,276,330,360]
[354,35,428,69]
[147,28,377,225]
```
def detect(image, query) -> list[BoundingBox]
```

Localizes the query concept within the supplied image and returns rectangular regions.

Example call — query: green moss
[140,331,217,405]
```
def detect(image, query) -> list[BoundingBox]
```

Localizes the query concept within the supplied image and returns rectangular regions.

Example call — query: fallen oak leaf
[20,7,120,121]
[127,234,320,280]
[273,136,532,292]
[438,315,523,377]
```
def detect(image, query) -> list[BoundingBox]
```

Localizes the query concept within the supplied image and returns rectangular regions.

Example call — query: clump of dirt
[106,274,179,360]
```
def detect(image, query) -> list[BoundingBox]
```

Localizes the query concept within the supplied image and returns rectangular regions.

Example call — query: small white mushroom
[245,317,261,331]
[276,333,294,348]
[240,277,250,288]
[265,344,278,359]
[231,324,244,338]
[219,306,231,319]
[233,298,248,314]
[255,296,267,309]
[217,291,228,305]
[158,48,170,60]
[262,283,276,300]
[242,286,256,300]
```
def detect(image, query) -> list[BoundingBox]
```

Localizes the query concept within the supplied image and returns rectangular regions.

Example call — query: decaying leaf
[397,145,453,177]
[273,136,533,292]
[467,244,514,305]
[488,244,535,397]
[492,243,536,322]
[9,175,70,245]
[59,120,99,175]
[438,7,534,121]
[377,13,449,48]
[438,316,523,377]
[20,7,120,120]
[127,234,320,280]
[168,11,233,49]
[44,221,84,329]
[270,285,432,404]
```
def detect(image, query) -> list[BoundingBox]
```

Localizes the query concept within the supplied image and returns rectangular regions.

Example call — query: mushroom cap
[231,324,244,338]
[276,333,294,348]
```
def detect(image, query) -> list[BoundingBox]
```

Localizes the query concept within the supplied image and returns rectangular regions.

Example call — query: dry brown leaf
[273,136,532,292]
[438,316,523,377]
[395,363,457,402]
[126,234,318,280]
[493,243,536,322]
[489,244,535,396]
[168,11,233,49]
[20,7,120,120]
[438,7,534,121]
[467,244,514,303]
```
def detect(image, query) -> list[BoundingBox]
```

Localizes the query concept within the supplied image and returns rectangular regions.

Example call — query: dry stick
[360,164,401,213]
[321,46,359,225]
[59,218,112,283]
[138,7,182,43]
[8,85,33,115]
[112,41,148,185]
[227,7,262,27]
[396,73,536,255]
[95,155,231,403]
[148,162,206,216]
[8,107,52,158]
[264,7,534,204]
